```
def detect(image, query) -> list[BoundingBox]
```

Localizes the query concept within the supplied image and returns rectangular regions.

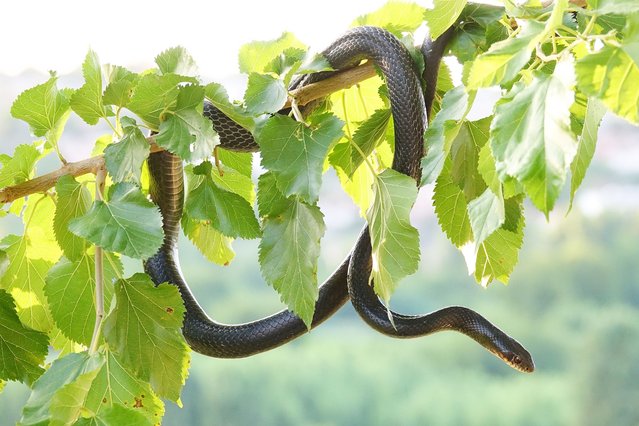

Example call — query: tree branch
[286,62,377,107]
[0,62,378,205]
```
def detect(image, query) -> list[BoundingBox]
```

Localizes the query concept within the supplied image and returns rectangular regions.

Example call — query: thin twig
[89,164,106,355]
[286,62,377,107]
[0,142,163,205]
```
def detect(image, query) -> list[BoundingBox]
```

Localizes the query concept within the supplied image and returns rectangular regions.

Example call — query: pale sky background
[1,0,637,216]
[0,0,405,78]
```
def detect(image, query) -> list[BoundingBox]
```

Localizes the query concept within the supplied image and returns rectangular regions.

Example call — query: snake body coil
[144,26,534,372]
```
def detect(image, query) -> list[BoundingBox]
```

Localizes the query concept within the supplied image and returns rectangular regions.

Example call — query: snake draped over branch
[144,24,535,373]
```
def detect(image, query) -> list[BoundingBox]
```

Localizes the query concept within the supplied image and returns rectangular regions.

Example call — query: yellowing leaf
[467,21,544,89]
[576,43,639,124]
[238,32,306,74]
[54,176,92,261]
[0,235,53,332]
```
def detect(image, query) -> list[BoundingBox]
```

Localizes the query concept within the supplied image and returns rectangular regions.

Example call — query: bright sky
[0,0,400,78]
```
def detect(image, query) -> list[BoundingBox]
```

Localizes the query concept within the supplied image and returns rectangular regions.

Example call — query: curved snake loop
[346,28,534,373]
[144,26,534,372]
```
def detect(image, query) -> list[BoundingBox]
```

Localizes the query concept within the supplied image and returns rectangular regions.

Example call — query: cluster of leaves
[0,0,638,424]
[420,0,639,286]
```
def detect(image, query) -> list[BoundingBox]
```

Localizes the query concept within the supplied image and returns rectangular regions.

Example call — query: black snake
[144,25,534,373]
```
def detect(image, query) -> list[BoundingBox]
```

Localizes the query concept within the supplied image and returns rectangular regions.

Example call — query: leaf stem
[290,99,305,123]
[104,116,121,139]
[213,146,224,176]
[89,164,106,355]
[23,193,49,232]
[356,84,369,119]
[341,92,353,141]
[342,92,376,177]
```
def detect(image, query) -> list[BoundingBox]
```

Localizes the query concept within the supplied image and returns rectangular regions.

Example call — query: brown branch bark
[285,62,377,107]
[0,62,377,205]
[0,143,163,204]
[0,155,103,204]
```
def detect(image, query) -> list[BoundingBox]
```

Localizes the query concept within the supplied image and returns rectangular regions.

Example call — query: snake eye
[511,355,522,365]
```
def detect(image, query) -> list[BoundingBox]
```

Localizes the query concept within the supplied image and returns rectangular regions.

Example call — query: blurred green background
[0,73,638,425]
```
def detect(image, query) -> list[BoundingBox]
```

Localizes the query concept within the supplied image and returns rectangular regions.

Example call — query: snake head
[501,345,535,373]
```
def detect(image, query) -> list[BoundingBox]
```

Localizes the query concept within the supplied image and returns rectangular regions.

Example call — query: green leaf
[68,183,164,260]
[238,32,306,74]
[155,46,198,76]
[11,75,70,138]
[155,85,219,161]
[473,221,524,287]
[0,235,53,332]
[264,47,305,77]
[103,65,139,108]
[20,352,103,426]
[575,43,639,124]
[82,349,163,423]
[367,169,420,303]
[569,97,606,209]
[204,83,257,132]
[467,20,544,89]
[70,50,109,125]
[433,166,473,247]
[421,86,471,186]
[45,253,121,345]
[211,165,255,203]
[354,2,427,37]
[449,117,490,200]
[216,149,253,178]
[0,289,48,385]
[103,273,189,401]
[459,2,505,27]
[54,176,92,260]
[490,64,577,215]
[424,0,466,39]
[467,188,505,248]
[104,118,150,183]
[477,143,500,194]
[589,0,639,14]
[257,172,289,217]
[0,144,41,189]
[259,196,325,327]
[257,113,344,204]
[244,73,287,115]
[448,22,488,63]
[185,162,260,239]
[127,73,197,129]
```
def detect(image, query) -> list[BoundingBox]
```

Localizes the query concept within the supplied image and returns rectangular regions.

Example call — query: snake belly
[144,26,425,358]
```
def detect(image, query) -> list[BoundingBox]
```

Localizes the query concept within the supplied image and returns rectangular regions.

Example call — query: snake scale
[143,25,534,373]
